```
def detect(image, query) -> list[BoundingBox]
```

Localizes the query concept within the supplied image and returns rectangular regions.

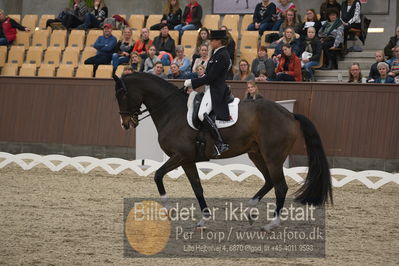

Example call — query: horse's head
[113,74,143,130]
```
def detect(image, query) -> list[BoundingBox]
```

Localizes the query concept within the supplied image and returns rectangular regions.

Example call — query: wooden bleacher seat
[49,30,67,50]
[7,46,25,66]
[240,48,258,64]
[241,14,253,33]
[0,46,7,67]
[26,47,43,67]
[21,14,38,33]
[95,65,113,78]
[81,47,97,63]
[311,51,324,69]
[62,47,80,68]
[56,64,74,77]
[68,30,85,50]
[222,15,239,33]
[128,15,145,31]
[1,64,18,76]
[115,65,125,77]
[8,14,21,23]
[38,64,56,77]
[43,47,62,67]
[31,29,50,49]
[181,31,198,49]
[38,14,55,29]
[19,63,36,77]
[169,30,179,45]
[112,30,122,41]
[202,15,220,30]
[149,30,160,41]
[86,30,103,47]
[146,15,163,28]
[14,31,30,49]
[76,64,94,78]
[240,31,259,50]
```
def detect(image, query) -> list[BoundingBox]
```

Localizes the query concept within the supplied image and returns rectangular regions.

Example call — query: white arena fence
[0,152,398,189]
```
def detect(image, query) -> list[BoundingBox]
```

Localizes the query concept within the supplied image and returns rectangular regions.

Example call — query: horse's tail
[293,114,333,206]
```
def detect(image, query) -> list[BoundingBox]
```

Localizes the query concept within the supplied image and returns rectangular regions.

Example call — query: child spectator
[272,0,296,31]
[150,0,182,30]
[348,63,362,83]
[247,0,277,36]
[244,80,263,100]
[143,45,161,73]
[77,0,108,29]
[0,9,30,45]
[133,28,153,60]
[367,50,386,82]
[174,0,202,38]
[84,24,117,74]
[251,46,275,78]
[129,51,143,72]
[374,62,395,84]
[112,27,134,69]
[299,9,322,39]
[384,26,399,60]
[171,45,191,75]
[233,59,255,81]
[300,27,322,81]
[192,44,209,72]
[153,23,176,66]
[320,0,341,22]
[275,43,302,81]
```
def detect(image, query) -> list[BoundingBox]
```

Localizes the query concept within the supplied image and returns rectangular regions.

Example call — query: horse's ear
[113,72,128,94]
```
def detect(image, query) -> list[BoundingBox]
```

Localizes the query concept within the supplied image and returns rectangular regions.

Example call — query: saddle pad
[187,91,240,130]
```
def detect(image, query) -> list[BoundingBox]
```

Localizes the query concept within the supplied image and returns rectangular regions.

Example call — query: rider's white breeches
[198,86,212,121]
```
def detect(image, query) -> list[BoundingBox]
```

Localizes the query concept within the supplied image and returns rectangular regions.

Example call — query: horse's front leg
[181,163,210,228]
[154,156,182,207]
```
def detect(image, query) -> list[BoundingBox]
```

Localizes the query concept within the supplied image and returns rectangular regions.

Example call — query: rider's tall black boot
[203,113,230,156]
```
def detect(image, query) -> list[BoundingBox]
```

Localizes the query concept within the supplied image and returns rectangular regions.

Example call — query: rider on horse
[184,30,232,156]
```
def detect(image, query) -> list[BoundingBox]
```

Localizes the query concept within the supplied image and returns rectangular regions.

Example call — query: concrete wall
[0,0,397,49]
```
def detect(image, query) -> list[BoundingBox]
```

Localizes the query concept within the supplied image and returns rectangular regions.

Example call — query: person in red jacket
[0,9,30,45]
[133,27,153,60]
[174,0,202,38]
[276,43,302,81]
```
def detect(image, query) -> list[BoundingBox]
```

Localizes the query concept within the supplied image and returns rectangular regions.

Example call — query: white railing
[0,152,398,189]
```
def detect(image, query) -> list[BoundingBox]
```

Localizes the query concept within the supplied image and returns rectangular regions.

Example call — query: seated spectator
[192,44,209,72]
[300,27,322,81]
[129,51,143,72]
[143,45,161,73]
[220,25,236,80]
[112,27,134,69]
[171,45,191,75]
[85,24,117,74]
[122,65,134,76]
[300,9,322,39]
[153,23,176,66]
[133,28,153,60]
[275,27,301,57]
[272,0,296,31]
[320,0,341,22]
[275,43,302,81]
[46,0,89,29]
[150,0,182,30]
[384,26,399,60]
[341,0,362,50]
[0,9,30,45]
[167,63,188,79]
[244,81,263,100]
[319,8,344,70]
[255,71,269,82]
[247,0,277,36]
[195,64,205,78]
[251,46,275,78]
[233,59,255,81]
[174,0,202,38]
[192,27,210,67]
[278,9,301,36]
[374,62,395,84]
[367,50,386,82]
[348,63,362,83]
[152,61,167,79]
[77,0,108,29]
[388,45,399,78]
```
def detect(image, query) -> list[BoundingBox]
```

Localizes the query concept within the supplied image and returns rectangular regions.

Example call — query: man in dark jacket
[153,24,176,66]
[0,9,30,45]
[184,30,232,156]
[384,26,399,59]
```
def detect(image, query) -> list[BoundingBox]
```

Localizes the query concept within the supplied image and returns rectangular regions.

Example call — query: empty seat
[43,47,62,67]
[0,46,7,67]
[38,14,55,29]
[240,31,259,50]
[222,15,239,32]
[115,65,125,77]
[19,63,36,76]
[230,31,238,44]
[202,15,220,30]
[68,30,85,50]
[149,30,160,40]
[241,14,253,33]
[38,64,56,77]
[62,47,80,67]
[181,31,198,49]
[146,15,163,28]
[169,30,179,45]
[8,14,21,23]
[7,46,25,66]
[81,47,97,63]
[132,30,140,41]
[95,65,113,78]
[267,48,275,58]
[1,64,18,76]
[21,14,38,32]
[32,29,50,49]
[14,31,30,49]
[128,15,145,31]
[184,48,195,59]
[240,48,258,65]
[76,64,93,78]
[86,30,103,47]
[26,47,43,66]
[56,64,74,77]
[112,30,122,41]
[49,30,67,50]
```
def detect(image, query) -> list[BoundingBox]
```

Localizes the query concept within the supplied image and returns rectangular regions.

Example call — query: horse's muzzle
[121,115,139,130]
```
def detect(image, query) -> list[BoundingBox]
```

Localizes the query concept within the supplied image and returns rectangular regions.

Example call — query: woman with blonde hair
[192,27,211,66]
[233,59,255,81]
[244,80,263,100]
[192,44,210,72]
[275,27,301,57]
[112,27,135,69]
[133,27,153,60]
[279,9,301,35]
[129,51,143,72]
[150,0,182,30]
[77,0,108,29]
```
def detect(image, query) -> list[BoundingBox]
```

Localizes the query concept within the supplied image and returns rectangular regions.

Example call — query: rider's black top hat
[209,30,228,40]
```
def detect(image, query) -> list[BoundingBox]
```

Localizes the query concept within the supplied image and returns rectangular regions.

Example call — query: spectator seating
[86,30,103,47]
[43,47,62,67]
[7,46,25,66]
[202,15,220,30]
[76,64,94,78]
[115,65,125,77]
[128,15,145,31]
[222,15,239,32]
[81,47,97,63]
[181,30,197,50]
[32,29,50,49]
[67,30,85,50]
[240,48,258,65]
[0,46,7,67]
[240,31,259,50]
[26,47,43,66]
[56,64,74,77]
[14,31,30,50]
[21,14,38,33]
[62,47,80,68]
[95,65,113,78]
[146,15,162,28]
[49,30,67,50]
[241,14,253,34]
[8,14,21,23]
[112,30,122,41]
[19,63,36,76]
[38,14,55,29]
[38,64,56,77]
[1,64,18,76]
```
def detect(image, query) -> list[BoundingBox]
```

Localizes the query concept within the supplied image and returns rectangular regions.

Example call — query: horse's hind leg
[181,163,209,228]
[247,152,274,206]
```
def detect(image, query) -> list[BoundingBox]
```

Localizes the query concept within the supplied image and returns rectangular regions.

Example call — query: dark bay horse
[113,72,332,230]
